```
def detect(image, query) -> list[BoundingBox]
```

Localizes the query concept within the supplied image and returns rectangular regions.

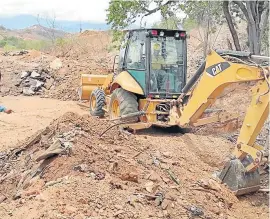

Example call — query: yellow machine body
[110,71,144,95]
[79,74,113,100]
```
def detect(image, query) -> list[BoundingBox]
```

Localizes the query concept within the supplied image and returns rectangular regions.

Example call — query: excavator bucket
[218,157,260,196]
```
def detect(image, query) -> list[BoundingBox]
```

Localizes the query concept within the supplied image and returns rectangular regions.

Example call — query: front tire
[109,88,139,121]
[89,88,105,117]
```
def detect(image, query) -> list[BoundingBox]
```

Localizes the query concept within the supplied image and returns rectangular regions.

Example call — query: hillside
[0,25,67,41]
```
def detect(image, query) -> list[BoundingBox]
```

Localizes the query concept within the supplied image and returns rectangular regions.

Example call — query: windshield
[150,36,184,94]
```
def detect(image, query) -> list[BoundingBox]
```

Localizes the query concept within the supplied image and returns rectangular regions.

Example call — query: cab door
[124,31,147,95]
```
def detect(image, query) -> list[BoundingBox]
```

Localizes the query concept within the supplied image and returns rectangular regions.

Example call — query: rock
[109,179,123,190]
[21,71,30,79]
[50,58,62,70]
[114,147,122,152]
[189,205,204,216]
[120,172,139,183]
[95,172,105,180]
[30,71,41,78]
[36,193,47,202]
[198,179,221,191]
[45,179,63,187]
[35,81,44,90]
[23,87,35,96]
[73,164,89,172]
[44,78,54,90]
[161,199,170,210]
[147,171,162,182]
[162,151,172,158]
[23,189,40,197]
[89,172,96,179]
[145,181,154,193]
[19,199,26,204]
[28,79,37,87]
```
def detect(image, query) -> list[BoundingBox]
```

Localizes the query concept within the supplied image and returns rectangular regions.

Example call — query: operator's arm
[0,105,12,114]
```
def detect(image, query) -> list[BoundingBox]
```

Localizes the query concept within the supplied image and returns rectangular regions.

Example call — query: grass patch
[0,36,51,51]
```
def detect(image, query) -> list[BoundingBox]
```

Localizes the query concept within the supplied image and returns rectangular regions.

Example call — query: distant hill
[0,24,67,41]
[0,15,109,33]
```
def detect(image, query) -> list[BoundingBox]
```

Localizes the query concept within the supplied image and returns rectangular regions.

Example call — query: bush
[3,44,17,51]
[0,36,50,51]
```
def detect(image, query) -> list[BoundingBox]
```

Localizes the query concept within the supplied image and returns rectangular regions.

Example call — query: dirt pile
[0,31,115,100]
[0,112,268,219]
[46,30,116,100]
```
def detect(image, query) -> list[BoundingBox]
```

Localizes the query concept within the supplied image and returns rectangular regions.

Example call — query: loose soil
[0,101,268,219]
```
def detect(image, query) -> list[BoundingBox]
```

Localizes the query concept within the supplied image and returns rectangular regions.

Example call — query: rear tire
[89,88,105,117]
[109,88,139,121]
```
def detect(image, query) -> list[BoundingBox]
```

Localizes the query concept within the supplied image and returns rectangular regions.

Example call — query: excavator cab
[115,29,187,98]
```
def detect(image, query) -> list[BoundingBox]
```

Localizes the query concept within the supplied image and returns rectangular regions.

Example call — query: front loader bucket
[218,157,260,196]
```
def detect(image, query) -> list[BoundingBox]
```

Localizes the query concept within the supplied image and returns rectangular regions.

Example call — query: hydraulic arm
[170,50,269,195]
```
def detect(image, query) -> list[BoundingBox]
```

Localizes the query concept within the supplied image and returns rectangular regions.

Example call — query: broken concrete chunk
[35,81,44,89]
[23,87,35,96]
[30,71,41,78]
[21,71,30,79]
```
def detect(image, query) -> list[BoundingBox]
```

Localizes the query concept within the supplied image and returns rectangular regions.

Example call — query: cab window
[118,32,129,70]
[126,31,146,70]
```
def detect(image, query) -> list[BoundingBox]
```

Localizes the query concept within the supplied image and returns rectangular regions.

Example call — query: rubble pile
[18,68,55,96]
[0,50,59,97]
[0,31,115,100]
[0,112,268,219]
[2,50,29,56]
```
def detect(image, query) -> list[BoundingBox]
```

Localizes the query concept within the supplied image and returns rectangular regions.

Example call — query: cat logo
[206,62,230,77]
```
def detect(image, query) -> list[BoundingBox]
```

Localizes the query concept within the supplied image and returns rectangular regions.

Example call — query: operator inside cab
[152,43,165,69]
[150,42,167,92]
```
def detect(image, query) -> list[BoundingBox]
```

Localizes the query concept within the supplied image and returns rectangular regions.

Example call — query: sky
[0,0,162,25]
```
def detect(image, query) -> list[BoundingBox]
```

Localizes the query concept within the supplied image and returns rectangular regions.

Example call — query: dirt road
[0,96,86,151]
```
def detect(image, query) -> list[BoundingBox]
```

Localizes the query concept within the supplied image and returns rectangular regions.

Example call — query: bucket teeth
[218,158,260,196]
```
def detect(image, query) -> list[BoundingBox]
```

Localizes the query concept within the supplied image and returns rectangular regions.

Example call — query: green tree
[106,0,269,55]
[152,16,181,29]
[224,1,269,54]
[180,1,224,56]
[106,0,179,42]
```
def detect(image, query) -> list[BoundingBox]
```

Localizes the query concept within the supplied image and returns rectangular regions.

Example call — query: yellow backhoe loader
[78,28,269,196]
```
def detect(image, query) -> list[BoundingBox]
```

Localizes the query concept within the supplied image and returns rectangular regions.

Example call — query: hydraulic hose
[181,61,206,94]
